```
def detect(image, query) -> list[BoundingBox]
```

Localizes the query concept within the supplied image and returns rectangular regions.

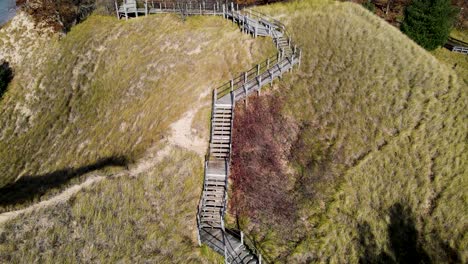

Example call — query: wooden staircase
[116,1,301,263]
[210,104,233,159]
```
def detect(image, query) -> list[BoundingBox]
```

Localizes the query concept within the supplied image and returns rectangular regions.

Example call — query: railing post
[135,2,138,17]
[257,75,262,95]
[115,0,119,20]
[222,4,225,18]
[241,231,244,245]
[244,72,247,84]
[231,2,234,23]
[214,88,218,104]
[268,69,273,86]
[231,90,235,107]
[299,49,302,68]
[124,5,128,20]
[267,58,270,69]
[145,0,148,16]
[259,254,262,264]
[257,64,260,76]
[243,84,247,106]
[278,64,282,79]
[199,3,201,15]
[230,79,234,92]
[196,216,202,246]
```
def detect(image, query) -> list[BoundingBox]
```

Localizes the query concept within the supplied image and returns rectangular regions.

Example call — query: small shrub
[362,0,375,13]
[231,95,298,227]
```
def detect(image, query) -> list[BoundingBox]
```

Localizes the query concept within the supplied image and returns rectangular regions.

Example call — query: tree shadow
[358,222,393,264]
[387,203,430,264]
[358,203,449,264]
[0,156,128,210]
[0,61,13,99]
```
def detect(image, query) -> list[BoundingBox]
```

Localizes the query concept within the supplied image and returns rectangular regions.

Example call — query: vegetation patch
[229,0,467,262]
[230,95,298,227]
[0,148,222,263]
[401,0,459,50]
[0,13,275,210]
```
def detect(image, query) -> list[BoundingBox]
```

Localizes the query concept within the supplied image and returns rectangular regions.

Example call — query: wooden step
[213,114,232,119]
[205,182,226,188]
[203,194,224,201]
[213,130,231,135]
[210,143,230,148]
[203,202,224,208]
[212,135,230,140]
[213,128,231,133]
[214,103,232,108]
[201,207,221,213]
[212,117,231,122]
[203,195,224,202]
[201,212,221,218]
[211,138,230,143]
[212,123,231,127]
[211,148,230,153]
[212,153,229,158]
[214,111,232,115]
[204,188,224,194]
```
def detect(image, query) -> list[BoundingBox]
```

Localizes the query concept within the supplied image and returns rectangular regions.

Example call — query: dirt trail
[0,103,208,227]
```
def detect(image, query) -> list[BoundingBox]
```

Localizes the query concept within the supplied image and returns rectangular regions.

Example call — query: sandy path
[0,102,208,227]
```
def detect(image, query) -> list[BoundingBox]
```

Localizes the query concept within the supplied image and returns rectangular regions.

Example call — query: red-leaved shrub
[230,94,298,226]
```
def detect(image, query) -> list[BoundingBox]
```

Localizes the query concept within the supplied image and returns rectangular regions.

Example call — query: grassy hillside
[0,147,223,263]
[0,12,274,212]
[0,9,276,263]
[230,0,467,263]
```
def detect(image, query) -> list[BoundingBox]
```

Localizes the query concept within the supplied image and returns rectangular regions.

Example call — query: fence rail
[116,2,301,262]
[445,37,468,55]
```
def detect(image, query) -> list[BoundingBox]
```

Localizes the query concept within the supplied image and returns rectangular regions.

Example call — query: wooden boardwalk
[117,1,301,263]
[445,37,468,54]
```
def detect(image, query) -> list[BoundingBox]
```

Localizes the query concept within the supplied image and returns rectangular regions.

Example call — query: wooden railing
[215,53,280,99]
[117,2,300,262]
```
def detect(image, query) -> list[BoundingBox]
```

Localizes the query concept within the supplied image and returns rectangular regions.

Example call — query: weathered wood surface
[117,2,300,262]
[445,37,468,54]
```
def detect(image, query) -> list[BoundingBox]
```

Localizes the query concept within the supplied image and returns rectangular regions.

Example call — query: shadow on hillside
[358,203,435,264]
[0,156,128,210]
[0,61,13,99]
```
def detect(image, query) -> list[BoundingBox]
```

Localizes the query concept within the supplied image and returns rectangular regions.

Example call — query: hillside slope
[230,1,467,263]
[0,12,274,211]
[0,10,276,263]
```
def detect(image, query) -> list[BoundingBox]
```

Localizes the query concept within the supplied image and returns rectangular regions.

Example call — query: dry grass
[0,12,275,211]
[0,147,223,263]
[229,0,467,262]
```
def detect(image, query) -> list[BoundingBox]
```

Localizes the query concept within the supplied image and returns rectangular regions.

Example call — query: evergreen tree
[401,0,459,50]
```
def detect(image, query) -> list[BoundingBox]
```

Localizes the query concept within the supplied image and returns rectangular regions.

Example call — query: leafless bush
[230,95,298,226]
